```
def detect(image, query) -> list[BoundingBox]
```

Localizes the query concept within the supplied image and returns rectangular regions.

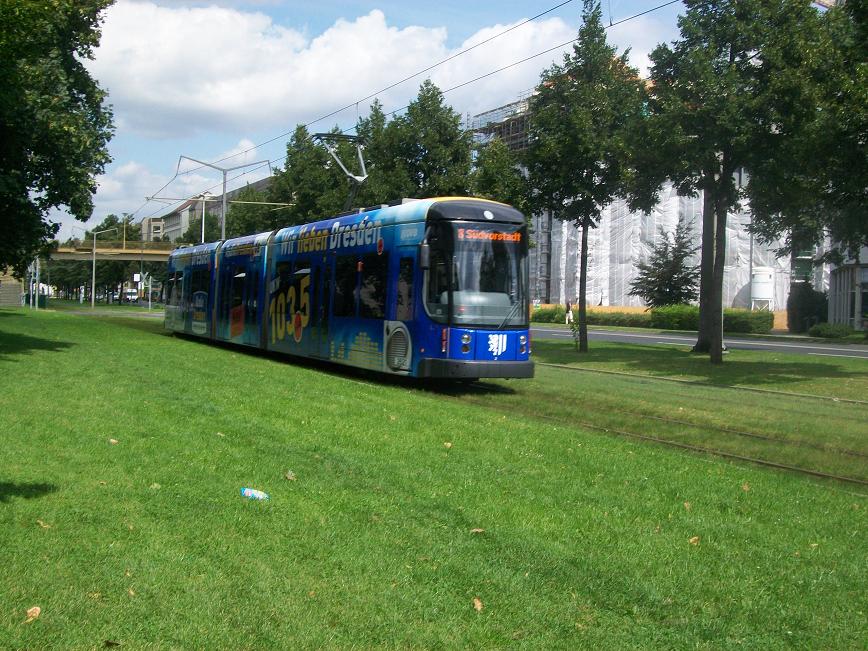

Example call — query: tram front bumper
[417,359,534,379]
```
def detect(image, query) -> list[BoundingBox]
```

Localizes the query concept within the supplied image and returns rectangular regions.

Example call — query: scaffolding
[470,92,534,152]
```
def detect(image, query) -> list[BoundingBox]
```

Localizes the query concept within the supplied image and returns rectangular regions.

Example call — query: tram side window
[427,250,449,303]
[333,255,357,317]
[191,268,209,296]
[180,271,192,306]
[275,261,292,296]
[396,257,414,321]
[231,266,246,309]
[359,252,388,319]
[167,273,180,306]
[246,269,259,323]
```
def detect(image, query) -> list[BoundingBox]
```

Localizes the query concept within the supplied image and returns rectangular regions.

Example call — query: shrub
[585,311,652,328]
[787,282,827,333]
[723,308,774,334]
[649,305,773,333]
[650,304,699,330]
[807,322,854,338]
[531,306,565,323]
[534,305,771,333]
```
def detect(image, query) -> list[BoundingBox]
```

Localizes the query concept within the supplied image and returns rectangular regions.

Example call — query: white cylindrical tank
[751,266,774,309]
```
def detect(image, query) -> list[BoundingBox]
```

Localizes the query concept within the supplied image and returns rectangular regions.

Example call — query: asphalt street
[531,326,868,359]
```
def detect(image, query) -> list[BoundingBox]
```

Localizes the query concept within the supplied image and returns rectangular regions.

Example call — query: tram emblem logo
[488,334,507,357]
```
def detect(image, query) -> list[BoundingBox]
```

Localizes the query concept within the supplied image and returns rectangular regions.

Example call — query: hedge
[531,306,566,323]
[807,322,854,338]
[531,307,652,327]
[531,304,772,333]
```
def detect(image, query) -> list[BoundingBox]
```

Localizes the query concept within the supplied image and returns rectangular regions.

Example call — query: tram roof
[168,197,525,258]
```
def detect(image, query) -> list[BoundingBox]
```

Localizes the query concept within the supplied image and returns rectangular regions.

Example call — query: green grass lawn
[1,308,866,648]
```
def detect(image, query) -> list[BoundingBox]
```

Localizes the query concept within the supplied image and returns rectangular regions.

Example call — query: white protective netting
[530,183,813,310]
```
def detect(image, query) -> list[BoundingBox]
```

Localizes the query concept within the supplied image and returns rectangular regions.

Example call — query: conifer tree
[629,221,699,308]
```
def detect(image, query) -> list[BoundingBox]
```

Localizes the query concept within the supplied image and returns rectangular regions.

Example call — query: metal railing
[67,240,176,252]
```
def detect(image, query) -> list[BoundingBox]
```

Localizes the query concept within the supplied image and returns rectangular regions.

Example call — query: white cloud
[91,2,672,141]
[84,2,677,229]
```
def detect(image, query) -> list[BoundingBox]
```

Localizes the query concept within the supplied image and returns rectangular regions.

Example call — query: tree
[225,184,275,238]
[270,83,474,219]
[523,0,646,352]
[633,0,828,363]
[390,80,473,198]
[746,2,867,261]
[471,137,529,214]
[179,212,220,244]
[269,125,341,225]
[355,100,414,205]
[629,220,699,308]
[0,0,114,275]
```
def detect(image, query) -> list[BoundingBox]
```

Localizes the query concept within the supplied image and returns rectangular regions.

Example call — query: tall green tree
[471,137,529,214]
[179,212,220,244]
[390,80,472,198]
[633,0,828,363]
[270,83,474,220]
[355,100,413,205]
[269,125,341,224]
[523,0,646,352]
[629,220,700,308]
[225,184,274,237]
[0,0,115,275]
[746,1,867,261]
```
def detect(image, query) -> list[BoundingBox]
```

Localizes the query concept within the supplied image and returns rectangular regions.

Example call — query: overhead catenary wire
[139,0,679,221]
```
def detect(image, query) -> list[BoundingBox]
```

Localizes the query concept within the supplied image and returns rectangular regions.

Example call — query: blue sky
[56,0,683,240]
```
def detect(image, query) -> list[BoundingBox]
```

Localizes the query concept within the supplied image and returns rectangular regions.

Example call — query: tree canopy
[633,0,831,362]
[523,0,646,351]
[265,81,475,235]
[745,1,867,261]
[0,0,114,275]
[471,137,529,215]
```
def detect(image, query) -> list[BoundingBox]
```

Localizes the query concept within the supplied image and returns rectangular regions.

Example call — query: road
[531,326,868,359]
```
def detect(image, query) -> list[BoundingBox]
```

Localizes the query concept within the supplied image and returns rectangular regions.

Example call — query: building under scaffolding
[469,97,827,312]
[470,95,532,152]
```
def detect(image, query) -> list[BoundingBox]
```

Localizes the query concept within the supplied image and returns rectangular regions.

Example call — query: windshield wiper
[497,300,522,330]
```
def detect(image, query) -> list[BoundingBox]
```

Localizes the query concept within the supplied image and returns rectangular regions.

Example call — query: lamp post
[199,191,212,243]
[90,227,117,309]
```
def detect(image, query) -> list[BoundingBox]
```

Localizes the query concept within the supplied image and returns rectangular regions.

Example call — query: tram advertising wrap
[164,197,533,380]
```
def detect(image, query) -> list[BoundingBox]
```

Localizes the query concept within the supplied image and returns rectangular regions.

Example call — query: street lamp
[90,227,117,309]
[199,191,212,243]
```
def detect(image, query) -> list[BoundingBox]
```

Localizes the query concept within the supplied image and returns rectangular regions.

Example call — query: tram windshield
[425,222,529,327]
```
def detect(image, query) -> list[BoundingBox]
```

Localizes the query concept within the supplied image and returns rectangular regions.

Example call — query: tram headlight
[460,332,471,354]
[519,334,527,354]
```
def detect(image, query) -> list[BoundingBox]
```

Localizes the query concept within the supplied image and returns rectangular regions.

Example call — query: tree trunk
[709,192,728,364]
[578,218,589,353]
[543,210,553,303]
[693,184,716,353]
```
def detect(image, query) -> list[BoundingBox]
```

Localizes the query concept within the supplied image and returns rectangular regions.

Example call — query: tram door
[311,254,331,358]
[220,259,259,346]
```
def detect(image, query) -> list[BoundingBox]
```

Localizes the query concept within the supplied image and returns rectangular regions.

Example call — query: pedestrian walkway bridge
[52,241,176,262]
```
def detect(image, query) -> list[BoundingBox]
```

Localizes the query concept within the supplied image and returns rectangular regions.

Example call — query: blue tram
[164,197,533,379]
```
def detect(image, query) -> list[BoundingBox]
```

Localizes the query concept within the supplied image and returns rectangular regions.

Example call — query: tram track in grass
[533,362,868,459]
[427,359,868,488]
[536,361,868,406]
[452,385,868,488]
